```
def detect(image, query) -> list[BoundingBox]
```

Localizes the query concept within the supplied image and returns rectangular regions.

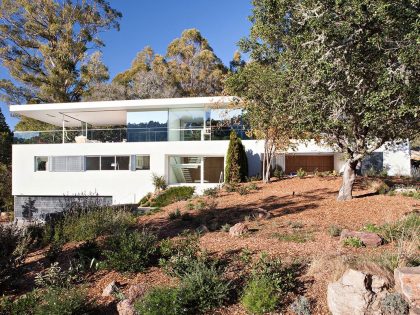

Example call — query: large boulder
[394,267,420,314]
[340,229,383,247]
[327,269,389,315]
[229,223,248,237]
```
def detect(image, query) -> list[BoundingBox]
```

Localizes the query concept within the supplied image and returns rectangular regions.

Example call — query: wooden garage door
[285,155,334,173]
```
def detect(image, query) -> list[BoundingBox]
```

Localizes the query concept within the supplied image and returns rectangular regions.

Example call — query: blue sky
[0,0,253,130]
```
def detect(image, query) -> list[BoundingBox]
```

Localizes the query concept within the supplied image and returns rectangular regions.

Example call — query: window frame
[135,155,150,170]
[35,156,48,172]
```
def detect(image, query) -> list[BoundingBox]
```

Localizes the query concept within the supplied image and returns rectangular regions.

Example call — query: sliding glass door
[168,156,224,184]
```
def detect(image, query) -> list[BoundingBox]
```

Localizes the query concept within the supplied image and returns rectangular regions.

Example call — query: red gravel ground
[18,176,419,314]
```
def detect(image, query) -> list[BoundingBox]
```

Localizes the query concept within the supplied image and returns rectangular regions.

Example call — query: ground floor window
[136,155,150,170]
[35,156,48,171]
[168,156,224,184]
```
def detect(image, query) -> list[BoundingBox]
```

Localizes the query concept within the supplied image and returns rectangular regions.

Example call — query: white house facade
[10,96,411,219]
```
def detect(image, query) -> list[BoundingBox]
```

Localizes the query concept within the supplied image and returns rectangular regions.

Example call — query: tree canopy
[229,0,419,199]
[0,0,121,130]
[0,107,12,165]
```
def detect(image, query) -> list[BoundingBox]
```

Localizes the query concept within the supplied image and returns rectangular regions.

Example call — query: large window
[169,156,224,184]
[35,156,48,171]
[86,156,100,170]
[168,108,204,141]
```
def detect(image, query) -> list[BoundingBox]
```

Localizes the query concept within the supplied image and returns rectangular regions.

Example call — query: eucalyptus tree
[231,0,419,199]
[0,0,121,130]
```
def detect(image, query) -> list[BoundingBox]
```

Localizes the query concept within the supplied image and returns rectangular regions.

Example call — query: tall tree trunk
[337,160,358,201]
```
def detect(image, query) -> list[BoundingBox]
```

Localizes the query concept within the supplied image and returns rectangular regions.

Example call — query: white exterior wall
[12,140,265,205]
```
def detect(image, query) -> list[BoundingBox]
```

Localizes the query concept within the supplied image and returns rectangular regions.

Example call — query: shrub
[193,198,207,211]
[380,293,409,315]
[168,208,181,220]
[74,240,102,269]
[237,186,249,195]
[59,207,136,242]
[151,173,167,191]
[290,296,311,315]
[328,225,342,237]
[343,236,364,248]
[241,277,279,315]
[251,254,298,295]
[221,223,231,232]
[365,166,378,177]
[34,262,83,289]
[273,166,284,179]
[0,291,39,315]
[203,187,218,197]
[378,168,388,178]
[103,229,159,272]
[225,131,248,183]
[35,287,90,315]
[0,224,29,288]
[224,183,237,193]
[247,182,258,190]
[134,286,180,315]
[149,186,195,208]
[139,192,152,206]
[159,234,200,278]
[296,168,306,178]
[177,261,230,313]
[45,241,63,262]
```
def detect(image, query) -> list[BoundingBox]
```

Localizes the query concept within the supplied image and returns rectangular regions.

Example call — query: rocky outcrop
[327,269,389,315]
[340,229,383,247]
[117,299,136,315]
[229,223,248,237]
[102,281,119,297]
[394,267,420,314]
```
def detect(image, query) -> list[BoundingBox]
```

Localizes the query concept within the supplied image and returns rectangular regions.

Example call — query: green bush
[159,234,200,278]
[296,168,306,178]
[381,293,409,315]
[0,224,29,288]
[237,186,249,195]
[103,229,159,272]
[60,207,136,242]
[35,262,78,289]
[273,167,284,179]
[35,287,90,315]
[168,208,181,220]
[45,241,63,262]
[221,223,231,232]
[225,131,248,183]
[203,187,218,197]
[343,236,364,248]
[134,286,180,315]
[0,291,39,315]
[177,261,230,313]
[241,277,279,315]
[328,225,342,237]
[149,186,195,208]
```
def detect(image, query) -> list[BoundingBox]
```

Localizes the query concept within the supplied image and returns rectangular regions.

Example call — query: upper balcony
[10,96,251,144]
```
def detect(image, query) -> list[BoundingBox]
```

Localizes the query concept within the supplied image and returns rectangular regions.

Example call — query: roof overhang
[9,96,236,127]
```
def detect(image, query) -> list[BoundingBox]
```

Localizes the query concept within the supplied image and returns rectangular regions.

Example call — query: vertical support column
[62,114,65,144]
[200,157,204,184]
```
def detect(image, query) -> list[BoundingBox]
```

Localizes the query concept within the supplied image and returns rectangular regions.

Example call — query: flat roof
[9,96,235,127]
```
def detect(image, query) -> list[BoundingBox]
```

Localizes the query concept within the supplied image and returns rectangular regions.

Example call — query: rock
[327,269,389,315]
[394,188,417,194]
[126,284,147,302]
[102,281,119,297]
[117,299,136,315]
[340,229,383,247]
[229,223,248,237]
[255,207,273,219]
[394,267,420,314]
[196,225,209,234]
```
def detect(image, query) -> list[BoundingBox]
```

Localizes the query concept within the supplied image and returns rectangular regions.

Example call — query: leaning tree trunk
[337,160,358,201]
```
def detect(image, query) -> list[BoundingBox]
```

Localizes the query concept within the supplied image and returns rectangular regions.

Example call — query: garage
[285,155,334,174]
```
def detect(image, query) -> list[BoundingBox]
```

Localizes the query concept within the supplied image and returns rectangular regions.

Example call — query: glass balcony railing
[13,127,251,144]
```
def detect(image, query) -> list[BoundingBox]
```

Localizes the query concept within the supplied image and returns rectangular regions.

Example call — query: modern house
[10,96,411,220]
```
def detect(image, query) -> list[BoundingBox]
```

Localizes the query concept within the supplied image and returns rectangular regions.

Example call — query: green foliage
[290,296,311,315]
[45,241,63,262]
[103,229,159,273]
[221,223,231,232]
[159,234,201,278]
[343,237,364,248]
[59,207,136,242]
[0,163,13,212]
[228,0,419,199]
[35,287,90,315]
[0,0,121,122]
[176,261,230,313]
[148,186,195,208]
[203,187,219,197]
[134,286,180,315]
[380,293,409,315]
[273,167,284,179]
[34,262,80,289]
[168,208,181,220]
[237,186,249,195]
[328,225,342,237]
[296,168,306,178]
[241,277,279,314]
[225,131,248,183]
[0,291,39,315]
[0,108,12,165]
[0,224,29,288]
[151,173,167,192]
